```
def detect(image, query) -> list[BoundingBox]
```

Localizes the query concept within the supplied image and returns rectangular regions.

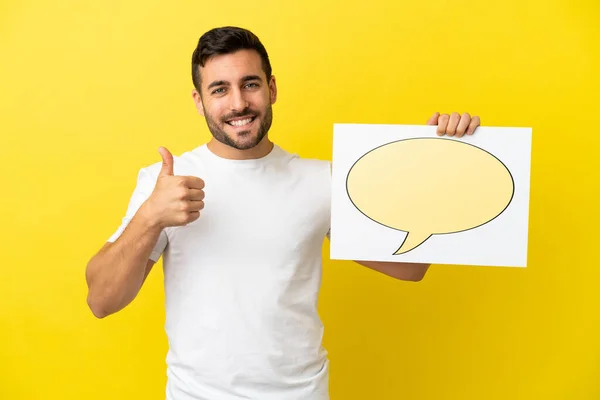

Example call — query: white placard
[330,124,532,267]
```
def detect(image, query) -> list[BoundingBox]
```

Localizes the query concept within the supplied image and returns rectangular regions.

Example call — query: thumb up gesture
[142,147,205,228]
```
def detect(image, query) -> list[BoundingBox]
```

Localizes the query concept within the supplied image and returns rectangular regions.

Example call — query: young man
[85,26,481,400]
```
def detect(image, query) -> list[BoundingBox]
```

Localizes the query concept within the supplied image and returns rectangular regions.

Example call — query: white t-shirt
[108,143,332,400]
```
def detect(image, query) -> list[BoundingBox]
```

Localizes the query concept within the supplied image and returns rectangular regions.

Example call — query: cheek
[253,94,271,111]
[205,103,225,121]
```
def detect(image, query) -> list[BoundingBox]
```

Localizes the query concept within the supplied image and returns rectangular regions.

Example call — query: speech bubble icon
[346,138,514,255]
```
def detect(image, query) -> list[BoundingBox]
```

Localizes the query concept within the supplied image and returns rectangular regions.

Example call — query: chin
[226,132,262,150]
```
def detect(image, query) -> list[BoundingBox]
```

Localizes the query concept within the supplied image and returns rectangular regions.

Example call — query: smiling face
[192,49,277,153]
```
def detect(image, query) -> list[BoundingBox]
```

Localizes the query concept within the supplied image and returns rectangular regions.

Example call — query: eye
[244,82,259,89]
[211,87,226,95]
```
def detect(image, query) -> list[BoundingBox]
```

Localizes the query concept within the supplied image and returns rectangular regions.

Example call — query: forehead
[199,49,265,85]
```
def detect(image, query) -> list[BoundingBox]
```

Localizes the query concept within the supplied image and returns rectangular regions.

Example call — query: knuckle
[179,200,189,212]
[178,187,188,200]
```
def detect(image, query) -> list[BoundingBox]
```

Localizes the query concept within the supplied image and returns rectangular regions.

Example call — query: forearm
[86,203,162,318]
[355,260,430,281]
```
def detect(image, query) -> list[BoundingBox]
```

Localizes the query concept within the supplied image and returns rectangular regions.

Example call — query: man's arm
[85,206,162,318]
[353,260,430,282]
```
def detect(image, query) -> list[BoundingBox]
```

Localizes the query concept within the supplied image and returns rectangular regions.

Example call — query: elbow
[401,273,426,282]
[91,310,109,319]
[395,264,430,282]
[86,292,111,319]
[87,297,107,319]
[85,261,114,319]
[86,286,132,319]
[356,260,430,282]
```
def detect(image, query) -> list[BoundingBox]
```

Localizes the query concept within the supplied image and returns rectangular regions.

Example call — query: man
[85,26,481,400]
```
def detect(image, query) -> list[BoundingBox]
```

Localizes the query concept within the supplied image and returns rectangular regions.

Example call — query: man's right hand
[140,146,205,228]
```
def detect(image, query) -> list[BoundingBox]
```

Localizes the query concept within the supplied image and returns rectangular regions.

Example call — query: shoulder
[277,145,331,174]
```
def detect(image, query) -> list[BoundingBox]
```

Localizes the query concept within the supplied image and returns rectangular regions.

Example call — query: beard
[204,104,273,151]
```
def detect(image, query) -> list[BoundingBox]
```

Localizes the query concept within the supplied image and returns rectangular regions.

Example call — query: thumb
[158,146,174,176]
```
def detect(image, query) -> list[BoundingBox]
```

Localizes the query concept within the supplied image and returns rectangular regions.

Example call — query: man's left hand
[427,112,481,138]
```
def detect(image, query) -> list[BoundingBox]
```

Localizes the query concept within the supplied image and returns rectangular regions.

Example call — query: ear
[192,89,205,116]
[269,76,277,105]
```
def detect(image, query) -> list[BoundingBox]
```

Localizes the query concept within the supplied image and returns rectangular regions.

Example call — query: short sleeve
[326,161,332,240]
[107,167,167,262]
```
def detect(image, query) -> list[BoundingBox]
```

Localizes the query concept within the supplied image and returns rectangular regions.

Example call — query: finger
[466,115,481,135]
[158,147,174,176]
[183,176,205,190]
[446,112,461,136]
[427,112,440,125]
[455,113,471,138]
[185,188,205,201]
[188,200,205,212]
[436,114,450,136]
[187,211,201,223]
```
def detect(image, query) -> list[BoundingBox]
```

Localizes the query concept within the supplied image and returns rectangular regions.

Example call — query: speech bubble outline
[345,137,515,255]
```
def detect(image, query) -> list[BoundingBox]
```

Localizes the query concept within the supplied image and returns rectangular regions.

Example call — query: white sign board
[330,124,532,267]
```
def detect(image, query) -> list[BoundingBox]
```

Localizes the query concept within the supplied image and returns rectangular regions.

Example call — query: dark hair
[191,26,272,92]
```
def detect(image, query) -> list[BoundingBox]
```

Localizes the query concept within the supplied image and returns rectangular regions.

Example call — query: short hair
[191,26,272,92]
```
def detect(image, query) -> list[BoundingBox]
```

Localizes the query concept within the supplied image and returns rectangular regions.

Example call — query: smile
[226,116,256,127]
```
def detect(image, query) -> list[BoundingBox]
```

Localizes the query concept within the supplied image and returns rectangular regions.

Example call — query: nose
[230,88,249,112]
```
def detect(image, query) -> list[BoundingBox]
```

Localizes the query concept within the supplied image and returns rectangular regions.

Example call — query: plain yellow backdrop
[1,0,599,399]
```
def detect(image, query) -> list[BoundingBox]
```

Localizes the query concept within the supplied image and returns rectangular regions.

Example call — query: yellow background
[1,0,598,399]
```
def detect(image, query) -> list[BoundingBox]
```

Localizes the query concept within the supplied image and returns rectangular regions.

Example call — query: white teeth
[229,118,253,127]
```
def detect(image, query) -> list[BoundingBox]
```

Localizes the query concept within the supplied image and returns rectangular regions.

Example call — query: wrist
[137,200,164,231]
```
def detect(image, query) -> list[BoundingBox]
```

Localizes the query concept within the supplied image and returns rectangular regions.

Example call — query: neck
[206,136,274,160]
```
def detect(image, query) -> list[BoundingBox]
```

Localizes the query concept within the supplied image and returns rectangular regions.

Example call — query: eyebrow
[206,75,263,90]
[241,75,262,83]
